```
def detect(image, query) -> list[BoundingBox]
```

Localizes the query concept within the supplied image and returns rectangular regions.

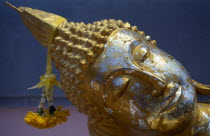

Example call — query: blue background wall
[0,0,210,105]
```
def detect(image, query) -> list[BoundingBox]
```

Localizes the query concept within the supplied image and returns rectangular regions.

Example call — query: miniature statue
[5,1,210,136]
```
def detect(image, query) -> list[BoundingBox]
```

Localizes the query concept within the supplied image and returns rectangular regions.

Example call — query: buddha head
[84,28,197,133]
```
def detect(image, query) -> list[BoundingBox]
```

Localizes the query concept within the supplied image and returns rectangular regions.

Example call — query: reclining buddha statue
[5,2,210,136]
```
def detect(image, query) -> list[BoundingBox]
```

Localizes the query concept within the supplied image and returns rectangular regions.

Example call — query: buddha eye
[104,75,134,103]
[106,74,153,103]
[132,45,151,63]
[113,79,131,102]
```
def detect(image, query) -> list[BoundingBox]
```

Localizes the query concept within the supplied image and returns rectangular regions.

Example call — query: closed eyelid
[113,79,131,102]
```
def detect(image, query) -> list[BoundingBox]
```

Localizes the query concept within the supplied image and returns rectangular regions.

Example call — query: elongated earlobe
[193,80,210,95]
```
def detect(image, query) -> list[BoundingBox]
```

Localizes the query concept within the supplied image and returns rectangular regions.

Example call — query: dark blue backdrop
[0,0,210,100]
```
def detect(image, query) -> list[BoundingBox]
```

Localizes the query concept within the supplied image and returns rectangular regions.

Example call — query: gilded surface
[6,2,210,135]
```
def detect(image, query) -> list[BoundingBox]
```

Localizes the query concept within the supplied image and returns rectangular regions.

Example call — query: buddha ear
[193,80,210,95]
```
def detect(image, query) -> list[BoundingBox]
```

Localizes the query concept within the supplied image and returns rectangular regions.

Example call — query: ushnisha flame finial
[5,1,67,47]
[6,2,210,135]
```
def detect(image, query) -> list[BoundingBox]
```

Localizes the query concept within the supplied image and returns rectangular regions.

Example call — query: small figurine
[5,1,210,135]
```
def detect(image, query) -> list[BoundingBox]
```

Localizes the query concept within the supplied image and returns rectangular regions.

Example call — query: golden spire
[5,1,67,47]
[5,1,22,13]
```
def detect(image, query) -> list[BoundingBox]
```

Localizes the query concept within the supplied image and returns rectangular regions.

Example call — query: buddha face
[84,29,196,133]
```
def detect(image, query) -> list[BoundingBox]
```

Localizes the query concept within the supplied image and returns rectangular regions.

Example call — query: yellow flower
[24,106,70,129]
